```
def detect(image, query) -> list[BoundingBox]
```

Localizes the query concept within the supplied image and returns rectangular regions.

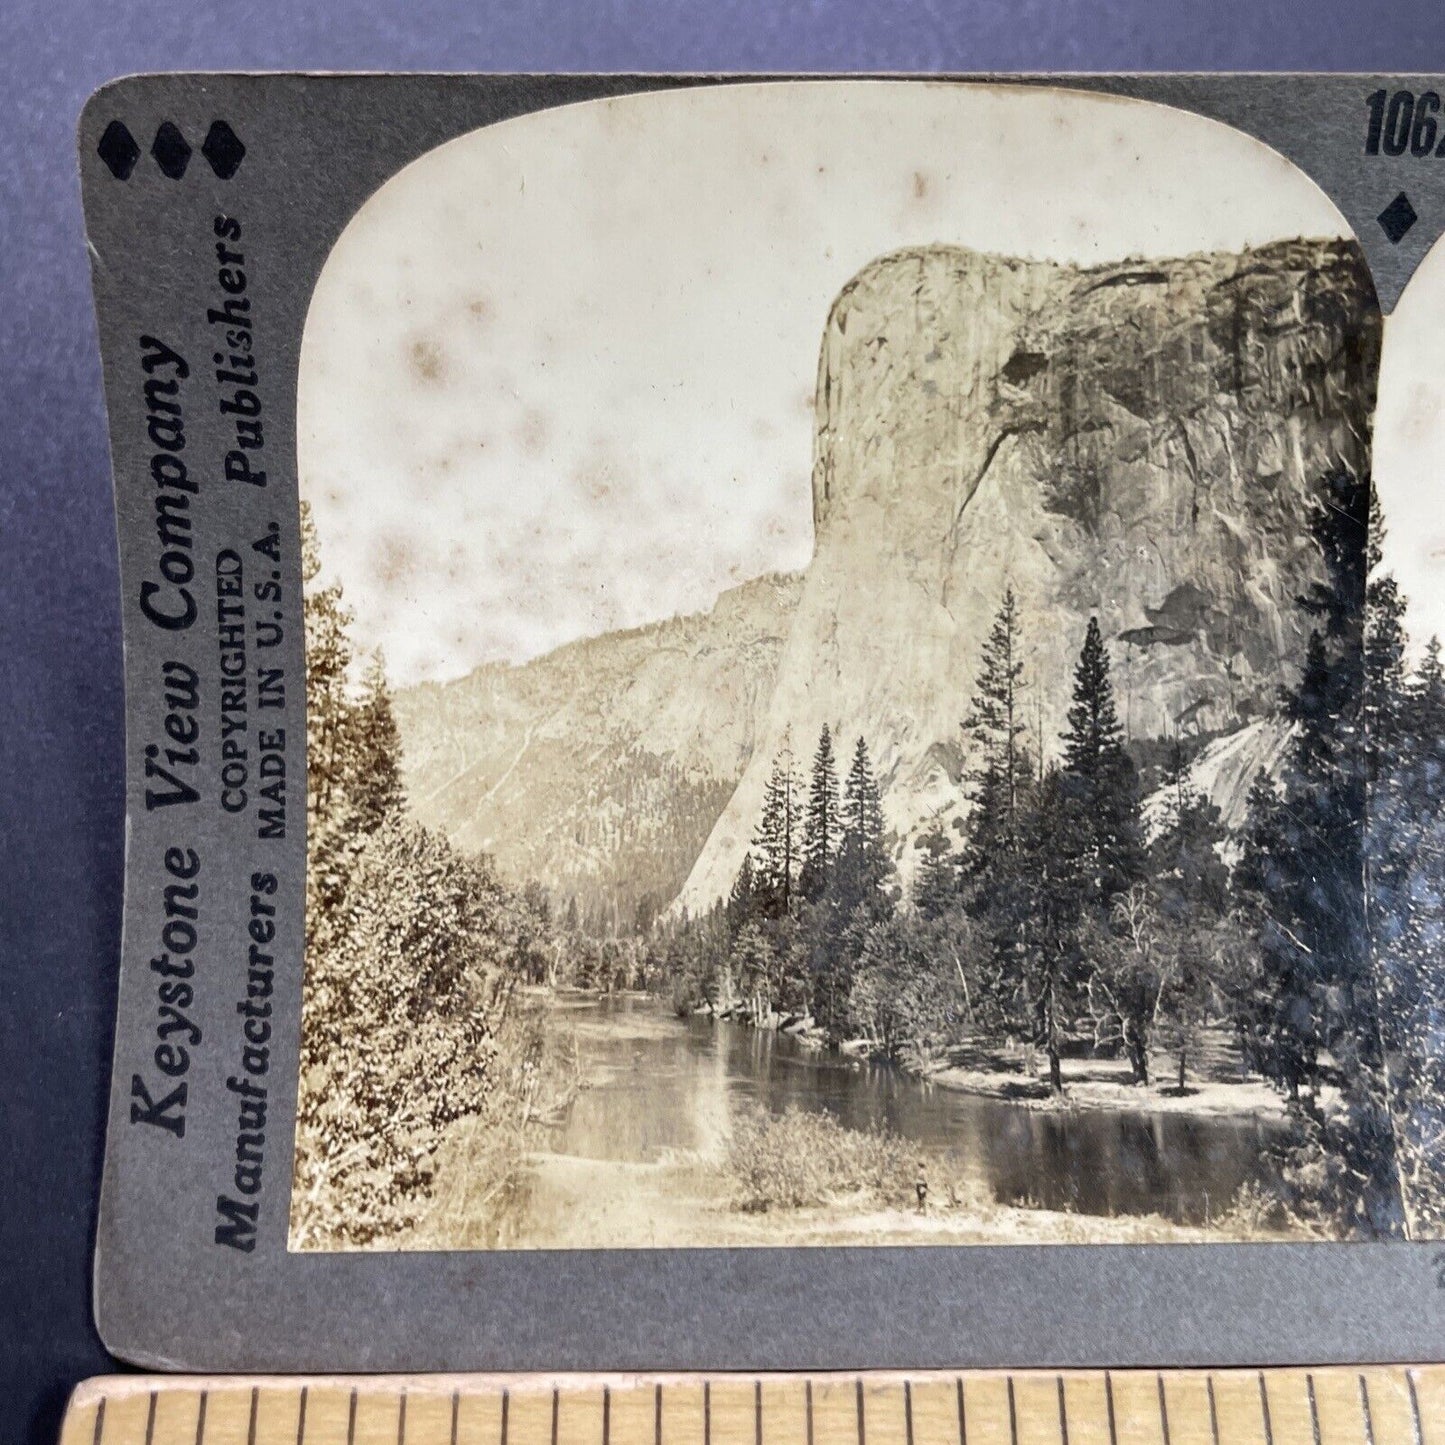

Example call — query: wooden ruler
[57,1370,1445,1445]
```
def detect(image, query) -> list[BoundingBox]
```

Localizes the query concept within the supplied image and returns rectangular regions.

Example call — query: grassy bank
[719,1106,1308,1240]
[401,1103,1313,1249]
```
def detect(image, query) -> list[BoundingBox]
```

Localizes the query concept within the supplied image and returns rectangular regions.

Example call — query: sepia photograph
[287,80,1421,1251]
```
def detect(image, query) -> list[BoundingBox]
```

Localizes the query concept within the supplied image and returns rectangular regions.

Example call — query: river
[538,992,1283,1230]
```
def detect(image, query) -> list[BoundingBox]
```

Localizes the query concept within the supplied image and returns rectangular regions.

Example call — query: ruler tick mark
[60,1368,1445,1445]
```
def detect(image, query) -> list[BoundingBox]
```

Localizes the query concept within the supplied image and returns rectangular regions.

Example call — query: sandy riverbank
[925,1055,1291,1120]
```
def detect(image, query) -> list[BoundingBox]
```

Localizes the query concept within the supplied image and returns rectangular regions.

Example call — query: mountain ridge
[394,570,803,922]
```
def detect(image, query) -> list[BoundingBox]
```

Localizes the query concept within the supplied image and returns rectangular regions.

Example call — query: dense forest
[291,502,562,1248]
[295,463,1445,1245]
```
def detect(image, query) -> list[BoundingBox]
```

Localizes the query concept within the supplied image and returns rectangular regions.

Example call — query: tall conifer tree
[799,724,840,901]
[964,588,1030,865]
[913,829,958,919]
[1410,635,1445,741]
[1238,468,1400,1233]
[836,736,890,916]
[351,651,407,833]
[1058,616,1144,909]
[727,851,758,931]
[752,746,799,919]
[301,499,357,830]
[1364,497,1408,783]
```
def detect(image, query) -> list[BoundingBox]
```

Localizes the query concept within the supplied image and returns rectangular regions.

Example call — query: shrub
[1218,1179,1291,1236]
[291,817,533,1248]
[725,1106,913,1212]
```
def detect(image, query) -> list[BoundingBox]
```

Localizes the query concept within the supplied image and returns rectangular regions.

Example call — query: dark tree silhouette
[752,746,800,919]
[1059,616,1145,911]
[963,588,1031,868]
[913,828,959,919]
[799,724,840,902]
[351,651,407,833]
[835,736,891,918]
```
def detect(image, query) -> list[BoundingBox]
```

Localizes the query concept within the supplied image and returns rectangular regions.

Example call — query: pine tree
[1153,739,1229,922]
[1236,468,1401,1234]
[1365,496,1408,782]
[1279,471,1374,1072]
[799,724,840,902]
[1058,616,1144,909]
[1408,635,1445,743]
[1369,623,1445,1232]
[913,828,958,919]
[350,651,407,833]
[752,745,799,919]
[301,499,357,831]
[1143,739,1230,1089]
[796,736,892,1040]
[963,588,1031,867]
[727,851,758,932]
[1015,767,1087,1092]
[836,736,891,917]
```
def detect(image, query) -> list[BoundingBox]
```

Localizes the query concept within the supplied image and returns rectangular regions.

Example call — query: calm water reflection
[547,993,1282,1224]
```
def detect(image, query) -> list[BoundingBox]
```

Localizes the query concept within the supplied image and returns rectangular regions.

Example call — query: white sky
[1374,237,1445,659]
[299,80,1354,687]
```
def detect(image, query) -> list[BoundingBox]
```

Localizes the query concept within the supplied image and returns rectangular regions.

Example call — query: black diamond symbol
[151,122,191,180]
[1378,191,1418,245]
[201,120,245,179]
[97,121,140,180]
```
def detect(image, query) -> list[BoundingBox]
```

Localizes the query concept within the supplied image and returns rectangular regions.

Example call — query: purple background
[5,3,1445,1443]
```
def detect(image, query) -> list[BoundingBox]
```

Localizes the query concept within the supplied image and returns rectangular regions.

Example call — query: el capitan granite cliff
[393,236,1379,916]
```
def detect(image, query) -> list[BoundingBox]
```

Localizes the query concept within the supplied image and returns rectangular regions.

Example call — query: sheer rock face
[676,238,1379,911]
[397,238,1379,918]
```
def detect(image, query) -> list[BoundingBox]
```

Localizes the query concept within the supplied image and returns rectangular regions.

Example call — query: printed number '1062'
[1365,90,1445,157]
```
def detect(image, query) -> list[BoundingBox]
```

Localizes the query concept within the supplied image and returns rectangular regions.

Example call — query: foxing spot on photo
[287,81,1434,1250]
